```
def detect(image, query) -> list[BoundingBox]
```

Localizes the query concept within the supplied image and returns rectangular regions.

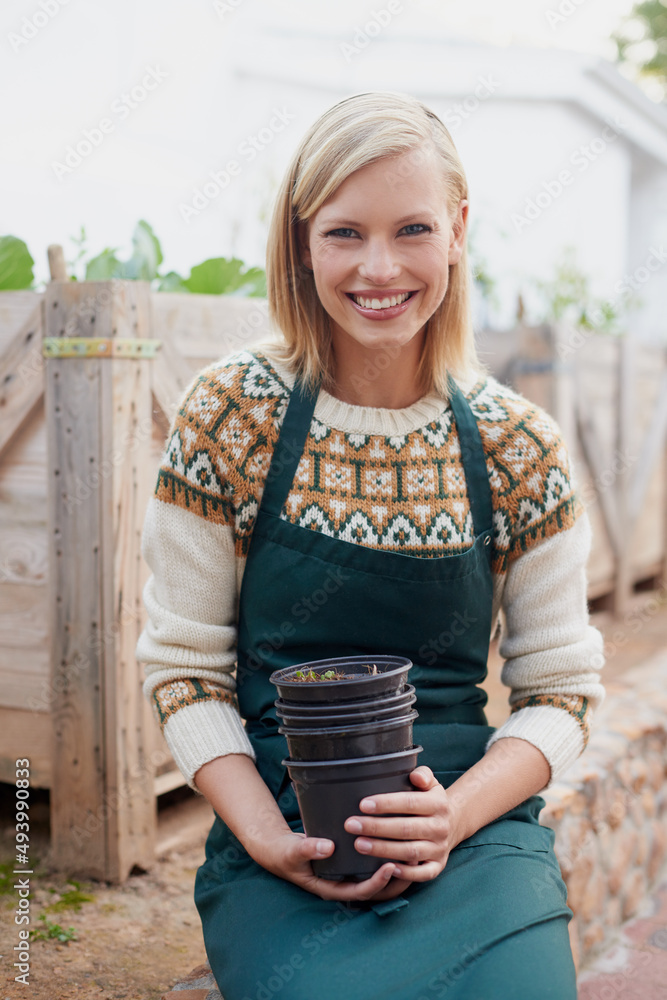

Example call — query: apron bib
[195,375,576,1000]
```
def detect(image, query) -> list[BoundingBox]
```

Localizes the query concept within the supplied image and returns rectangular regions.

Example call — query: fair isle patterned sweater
[136,345,604,790]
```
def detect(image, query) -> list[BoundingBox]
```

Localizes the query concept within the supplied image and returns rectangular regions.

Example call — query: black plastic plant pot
[283,746,423,881]
[270,655,412,705]
[279,710,418,761]
[274,685,417,729]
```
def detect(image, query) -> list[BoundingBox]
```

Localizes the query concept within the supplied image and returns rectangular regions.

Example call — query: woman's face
[300,148,467,358]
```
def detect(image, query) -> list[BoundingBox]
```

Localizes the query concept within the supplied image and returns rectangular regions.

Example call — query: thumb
[410,765,436,789]
[299,836,335,860]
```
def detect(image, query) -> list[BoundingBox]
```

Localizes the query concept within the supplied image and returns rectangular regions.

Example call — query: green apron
[195,376,577,1000]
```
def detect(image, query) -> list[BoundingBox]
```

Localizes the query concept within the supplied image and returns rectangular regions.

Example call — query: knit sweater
[136,344,605,790]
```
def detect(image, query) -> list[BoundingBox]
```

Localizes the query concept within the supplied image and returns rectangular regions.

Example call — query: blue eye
[326,228,356,238]
[402,224,431,235]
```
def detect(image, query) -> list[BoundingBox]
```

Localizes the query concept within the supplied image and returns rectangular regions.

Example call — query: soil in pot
[284,746,423,880]
[270,655,412,705]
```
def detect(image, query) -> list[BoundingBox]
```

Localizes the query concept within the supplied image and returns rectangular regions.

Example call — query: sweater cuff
[161,699,256,791]
[485,705,587,787]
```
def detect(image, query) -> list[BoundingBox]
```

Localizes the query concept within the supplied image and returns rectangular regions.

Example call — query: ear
[448,200,468,266]
[297,220,312,270]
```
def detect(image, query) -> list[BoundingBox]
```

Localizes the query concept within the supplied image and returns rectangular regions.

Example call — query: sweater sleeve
[136,498,256,790]
[135,355,265,791]
[485,511,605,785]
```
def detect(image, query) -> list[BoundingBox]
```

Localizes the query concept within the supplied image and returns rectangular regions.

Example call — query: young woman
[137,91,604,999]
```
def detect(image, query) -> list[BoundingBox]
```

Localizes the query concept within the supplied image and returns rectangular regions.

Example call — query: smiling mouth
[346,291,417,311]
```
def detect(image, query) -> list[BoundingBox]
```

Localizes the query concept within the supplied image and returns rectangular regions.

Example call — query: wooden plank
[104,280,157,880]
[0,525,47,587]
[150,328,198,426]
[613,336,634,614]
[149,292,274,362]
[575,389,622,558]
[154,768,187,797]
[0,706,52,787]
[0,400,47,500]
[0,580,48,647]
[628,366,667,524]
[0,645,49,711]
[0,301,44,460]
[46,279,155,882]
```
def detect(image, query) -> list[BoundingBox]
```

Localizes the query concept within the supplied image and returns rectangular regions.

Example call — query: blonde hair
[265,90,481,397]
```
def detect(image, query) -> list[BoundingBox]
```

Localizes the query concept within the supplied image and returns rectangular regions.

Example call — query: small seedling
[30,915,78,943]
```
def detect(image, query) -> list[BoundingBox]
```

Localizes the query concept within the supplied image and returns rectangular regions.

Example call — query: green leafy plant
[0,236,35,290]
[30,915,78,943]
[0,220,266,296]
[614,2,667,100]
[529,246,631,334]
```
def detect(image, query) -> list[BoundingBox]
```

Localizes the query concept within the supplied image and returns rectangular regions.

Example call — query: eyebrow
[318,213,434,227]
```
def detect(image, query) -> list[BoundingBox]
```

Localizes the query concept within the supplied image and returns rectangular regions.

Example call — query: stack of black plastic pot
[269,655,423,882]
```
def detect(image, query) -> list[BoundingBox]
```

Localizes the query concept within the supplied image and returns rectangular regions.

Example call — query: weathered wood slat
[0,707,52,787]
[574,389,622,559]
[629,364,667,523]
[0,302,44,460]
[46,280,155,881]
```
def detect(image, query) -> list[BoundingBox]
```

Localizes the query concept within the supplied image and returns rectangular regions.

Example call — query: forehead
[315,148,451,221]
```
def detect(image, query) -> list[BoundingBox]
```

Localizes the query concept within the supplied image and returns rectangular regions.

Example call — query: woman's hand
[250,828,409,902]
[342,765,460,890]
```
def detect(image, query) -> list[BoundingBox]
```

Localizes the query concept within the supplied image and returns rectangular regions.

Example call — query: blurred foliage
[614,2,667,99]
[530,247,633,334]
[0,236,35,290]
[0,220,266,296]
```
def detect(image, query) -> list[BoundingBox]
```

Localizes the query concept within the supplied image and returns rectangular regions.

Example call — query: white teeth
[352,292,411,310]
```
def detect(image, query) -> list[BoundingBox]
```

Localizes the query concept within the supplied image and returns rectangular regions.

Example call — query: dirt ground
[0,789,213,1000]
[2,591,666,1000]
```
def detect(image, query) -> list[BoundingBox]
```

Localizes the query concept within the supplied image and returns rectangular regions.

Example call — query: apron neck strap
[446,374,493,538]
[259,377,320,517]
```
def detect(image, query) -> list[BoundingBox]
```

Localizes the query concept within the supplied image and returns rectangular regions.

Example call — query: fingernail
[316,840,332,855]
[393,866,402,877]
[346,819,362,833]
[356,838,373,853]
[360,798,376,812]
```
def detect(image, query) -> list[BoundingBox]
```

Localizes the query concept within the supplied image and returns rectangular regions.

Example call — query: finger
[409,766,438,789]
[307,863,397,901]
[296,836,335,860]
[391,860,443,883]
[357,787,440,817]
[352,836,435,865]
[345,815,446,842]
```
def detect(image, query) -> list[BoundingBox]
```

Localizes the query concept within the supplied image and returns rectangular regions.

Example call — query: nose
[357,237,402,285]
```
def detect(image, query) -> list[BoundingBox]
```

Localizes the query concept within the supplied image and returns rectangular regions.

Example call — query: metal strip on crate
[42,337,161,359]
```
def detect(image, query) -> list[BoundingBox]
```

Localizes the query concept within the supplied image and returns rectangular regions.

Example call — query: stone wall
[541,651,667,969]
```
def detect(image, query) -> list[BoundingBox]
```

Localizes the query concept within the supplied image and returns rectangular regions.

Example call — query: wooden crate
[0,279,272,879]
